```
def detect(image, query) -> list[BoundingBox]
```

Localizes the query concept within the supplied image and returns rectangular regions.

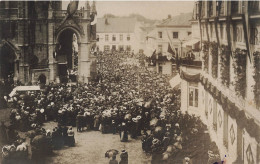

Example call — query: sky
[62,1,194,20]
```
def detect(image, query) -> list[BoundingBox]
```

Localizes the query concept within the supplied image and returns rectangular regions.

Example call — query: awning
[182,39,200,47]
[169,73,181,88]
[9,86,40,97]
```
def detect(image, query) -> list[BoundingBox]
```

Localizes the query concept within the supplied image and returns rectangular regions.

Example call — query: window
[217,1,224,16]
[104,45,110,51]
[120,34,123,41]
[231,1,239,15]
[220,23,224,39]
[173,32,178,39]
[248,1,259,13]
[210,23,213,37]
[234,26,243,42]
[208,1,213,17]
[105,35,109,41]
[158,32,162,38]
[112,45,116,51]
[188,32,192,36]
[189,82,198,107]
[158,45,163,53]
[126,45,131,51]
[119,45,124,51]
[112,35,116,41]
[127,34,130,41]
[250,26,258,45]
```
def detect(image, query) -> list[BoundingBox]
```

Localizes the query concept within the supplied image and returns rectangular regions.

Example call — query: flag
[67,0,79,16]
[150,50,156,66]
[91,12,97,25]
[167,43,175,60]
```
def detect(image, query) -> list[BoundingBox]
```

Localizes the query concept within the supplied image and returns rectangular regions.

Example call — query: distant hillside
[103,13,158,24]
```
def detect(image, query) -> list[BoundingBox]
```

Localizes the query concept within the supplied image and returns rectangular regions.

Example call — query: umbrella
[150,118,158,126]
[105,149,119,158]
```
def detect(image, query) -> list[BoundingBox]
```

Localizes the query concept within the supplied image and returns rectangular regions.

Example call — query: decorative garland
[219,45,230,87]
[200,75,260,142]
[202,41,210,73]
[253,51,260,108]
[210,42,218,79]
[180,70,200,82]
[232,48,247,98]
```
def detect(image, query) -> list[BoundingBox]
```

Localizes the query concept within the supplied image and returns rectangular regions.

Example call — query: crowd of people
[0,51,220,164]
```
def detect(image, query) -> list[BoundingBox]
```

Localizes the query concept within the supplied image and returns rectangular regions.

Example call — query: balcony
[180,58,202,68]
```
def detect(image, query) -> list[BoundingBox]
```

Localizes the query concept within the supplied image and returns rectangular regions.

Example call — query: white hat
[40,109,44,113]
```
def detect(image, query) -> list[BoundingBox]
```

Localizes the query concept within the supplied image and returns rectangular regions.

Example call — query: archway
[56,28,79,83]
[38,74,46,84]
[0,44,16,82]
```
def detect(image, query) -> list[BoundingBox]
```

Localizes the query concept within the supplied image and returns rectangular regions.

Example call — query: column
[78,42,91,83]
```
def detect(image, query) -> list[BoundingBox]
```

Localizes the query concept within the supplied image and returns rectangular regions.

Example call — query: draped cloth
[180,70,200,82]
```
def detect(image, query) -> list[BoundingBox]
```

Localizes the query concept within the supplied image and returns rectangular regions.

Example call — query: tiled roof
[157,13,192,27]
[97,18,136,33]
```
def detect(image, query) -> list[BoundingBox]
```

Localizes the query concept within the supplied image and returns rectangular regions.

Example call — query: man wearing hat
[119,150,128,164]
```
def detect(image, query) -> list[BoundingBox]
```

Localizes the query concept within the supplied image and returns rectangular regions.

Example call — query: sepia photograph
[0,0,259,163]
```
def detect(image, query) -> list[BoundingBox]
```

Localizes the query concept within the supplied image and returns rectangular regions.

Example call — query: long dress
[120,125,128,142]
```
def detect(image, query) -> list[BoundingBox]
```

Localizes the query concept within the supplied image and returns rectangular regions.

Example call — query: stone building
[96,17,142,53]
[180,1,260,163]
[0,1,97,84]
[145,13,192,76]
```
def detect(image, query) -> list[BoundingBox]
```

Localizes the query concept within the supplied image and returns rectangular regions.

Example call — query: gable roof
[157,13,192,27]
[97,18,136,33]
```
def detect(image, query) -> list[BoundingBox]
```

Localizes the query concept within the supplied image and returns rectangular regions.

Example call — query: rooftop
[157,13,192,27]
[97,18,136,33]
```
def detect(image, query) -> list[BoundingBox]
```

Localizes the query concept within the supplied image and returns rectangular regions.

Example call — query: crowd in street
[0,51,220,164]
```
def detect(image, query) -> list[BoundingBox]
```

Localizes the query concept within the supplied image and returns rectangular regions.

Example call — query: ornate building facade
[0,1,97,84]
[181,1,260,163]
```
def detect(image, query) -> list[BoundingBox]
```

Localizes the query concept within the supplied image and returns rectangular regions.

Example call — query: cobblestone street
[43,122,151,164]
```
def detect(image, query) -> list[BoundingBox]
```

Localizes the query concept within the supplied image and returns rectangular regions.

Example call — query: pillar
[78,42,91,83]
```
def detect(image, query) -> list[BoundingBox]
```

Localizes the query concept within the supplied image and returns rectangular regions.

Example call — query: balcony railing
[54,10,84,18]
[180,58,202,67]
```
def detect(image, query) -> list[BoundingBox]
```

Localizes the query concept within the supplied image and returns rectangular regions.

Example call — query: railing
[180,58,202,67]
[0,8,18,19]
[54,10,84,18]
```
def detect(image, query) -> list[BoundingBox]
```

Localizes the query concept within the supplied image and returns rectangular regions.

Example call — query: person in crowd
[0,121,8,145]
[119,150,128,164]
[67,127,75,147]
[109,155,118,164]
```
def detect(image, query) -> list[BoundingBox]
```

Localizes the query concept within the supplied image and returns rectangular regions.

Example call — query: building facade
[0,1,97,84]
[96,18,142,53]
[181,1,260,163]
[146,13,192,75]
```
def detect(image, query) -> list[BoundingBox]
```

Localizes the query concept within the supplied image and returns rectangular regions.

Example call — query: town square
[0,1,260,164]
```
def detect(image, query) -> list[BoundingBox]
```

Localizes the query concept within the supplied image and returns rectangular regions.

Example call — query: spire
[91,1,96,14]
[85,0,90,10]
